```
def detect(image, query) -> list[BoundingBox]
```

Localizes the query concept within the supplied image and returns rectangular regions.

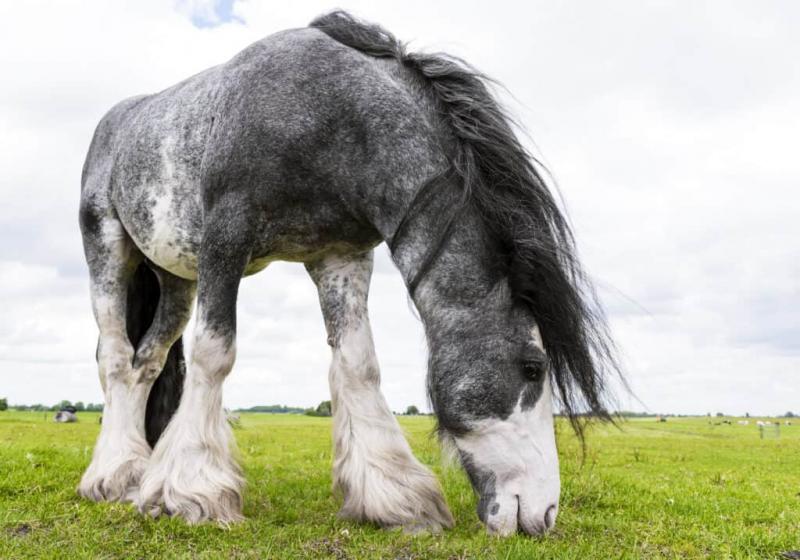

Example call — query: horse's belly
[118,178,382,282]
[141,220,200,281]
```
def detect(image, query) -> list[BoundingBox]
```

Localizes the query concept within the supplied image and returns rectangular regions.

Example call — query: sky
[0,0,797,416]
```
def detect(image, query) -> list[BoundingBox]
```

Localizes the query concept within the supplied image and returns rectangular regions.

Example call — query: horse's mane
[311,11,620,435]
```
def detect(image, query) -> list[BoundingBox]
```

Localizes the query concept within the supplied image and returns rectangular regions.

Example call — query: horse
[77,11,618,536]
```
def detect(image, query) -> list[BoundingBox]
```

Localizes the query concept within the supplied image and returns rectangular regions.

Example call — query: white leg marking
[312,254,453,532]
[137,318,243,524]
[79,285,152,502]
[78,336,152,502]
[331,321,453,531]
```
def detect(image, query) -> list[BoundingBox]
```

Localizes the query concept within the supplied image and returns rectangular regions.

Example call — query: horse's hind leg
[306,251,453,532]
[130,267,196,447]
[78,212,195,502]
[78,213,144,502]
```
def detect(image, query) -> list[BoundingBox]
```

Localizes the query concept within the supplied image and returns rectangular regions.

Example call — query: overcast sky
[0,0,797,415]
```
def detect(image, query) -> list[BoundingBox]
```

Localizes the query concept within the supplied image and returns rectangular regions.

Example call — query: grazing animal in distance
[77,11,618,536]
[54,410,78,423]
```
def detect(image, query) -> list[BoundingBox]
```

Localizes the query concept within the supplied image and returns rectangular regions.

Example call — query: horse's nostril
[544,504,557,529]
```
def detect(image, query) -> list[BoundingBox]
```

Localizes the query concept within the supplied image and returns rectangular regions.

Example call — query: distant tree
[715,412,724,417]
[316,400,332,416]
[786,411,796,418]
[616,411,659,418]
[56,400,72,411]
[74,402,85,411]
[405,405,420,416]
[0,398,7,411]
[745,412,750,418]
[86,403,104,412]
[238,404,305,414]
[305,400,332,417]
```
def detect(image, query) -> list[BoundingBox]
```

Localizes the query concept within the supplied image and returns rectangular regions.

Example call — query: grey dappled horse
[78,11,617,536]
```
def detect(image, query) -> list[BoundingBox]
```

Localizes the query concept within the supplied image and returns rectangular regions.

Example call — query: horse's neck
[390,204,504,335]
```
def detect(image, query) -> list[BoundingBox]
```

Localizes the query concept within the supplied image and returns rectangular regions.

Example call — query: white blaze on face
[453,374,560,536]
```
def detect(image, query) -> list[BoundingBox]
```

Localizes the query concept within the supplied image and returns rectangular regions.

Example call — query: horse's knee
[97,335,135,383]
[131,330,182,384]
[131,348,169,385]
[334,352,379,390]
[190,325,236,383]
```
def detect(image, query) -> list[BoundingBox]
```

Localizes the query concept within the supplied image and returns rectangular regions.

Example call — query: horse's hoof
[336,458,454,533]
[138,483,244,525]
[78,455,148,503]
[137,438,244,525]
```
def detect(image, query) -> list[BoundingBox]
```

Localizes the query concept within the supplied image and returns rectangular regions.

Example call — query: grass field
[0,410,798,559]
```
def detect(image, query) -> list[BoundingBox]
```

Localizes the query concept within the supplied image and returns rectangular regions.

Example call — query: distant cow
[737,420,749,425]
[54,410,77,423]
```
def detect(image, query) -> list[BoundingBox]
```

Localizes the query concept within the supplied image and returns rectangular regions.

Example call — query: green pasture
[0,411,798,559]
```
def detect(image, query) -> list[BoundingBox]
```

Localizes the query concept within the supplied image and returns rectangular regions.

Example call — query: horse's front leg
[138,204,250,524]
[306,251,453,532]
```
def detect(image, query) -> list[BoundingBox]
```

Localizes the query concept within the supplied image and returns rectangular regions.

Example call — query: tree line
[0,398,794,419]
[0,399,102,412]
[0,399,425,416]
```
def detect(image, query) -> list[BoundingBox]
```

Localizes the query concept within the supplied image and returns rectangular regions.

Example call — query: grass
[0,410,798,559]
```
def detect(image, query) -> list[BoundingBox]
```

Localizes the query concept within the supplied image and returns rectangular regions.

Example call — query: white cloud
[0,0,797,415]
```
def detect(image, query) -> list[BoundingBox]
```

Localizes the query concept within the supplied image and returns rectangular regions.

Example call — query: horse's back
[81,28,445,279]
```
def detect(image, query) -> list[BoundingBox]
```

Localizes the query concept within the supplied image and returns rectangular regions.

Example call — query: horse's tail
[311,11,620,434]
[126,263,185,448]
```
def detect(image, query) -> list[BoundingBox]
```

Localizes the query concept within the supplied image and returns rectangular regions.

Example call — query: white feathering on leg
[310,253,453,532]
[138,319,243,524]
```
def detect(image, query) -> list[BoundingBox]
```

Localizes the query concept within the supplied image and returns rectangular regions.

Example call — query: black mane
[311,11,621,434]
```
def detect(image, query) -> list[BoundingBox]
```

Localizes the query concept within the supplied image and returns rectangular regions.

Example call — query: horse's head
[428,286,560,536]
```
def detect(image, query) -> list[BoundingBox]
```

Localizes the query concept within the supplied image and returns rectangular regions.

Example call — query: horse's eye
[521,359,546,382]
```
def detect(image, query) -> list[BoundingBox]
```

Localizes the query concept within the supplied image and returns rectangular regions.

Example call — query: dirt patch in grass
[7,523,32,537]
